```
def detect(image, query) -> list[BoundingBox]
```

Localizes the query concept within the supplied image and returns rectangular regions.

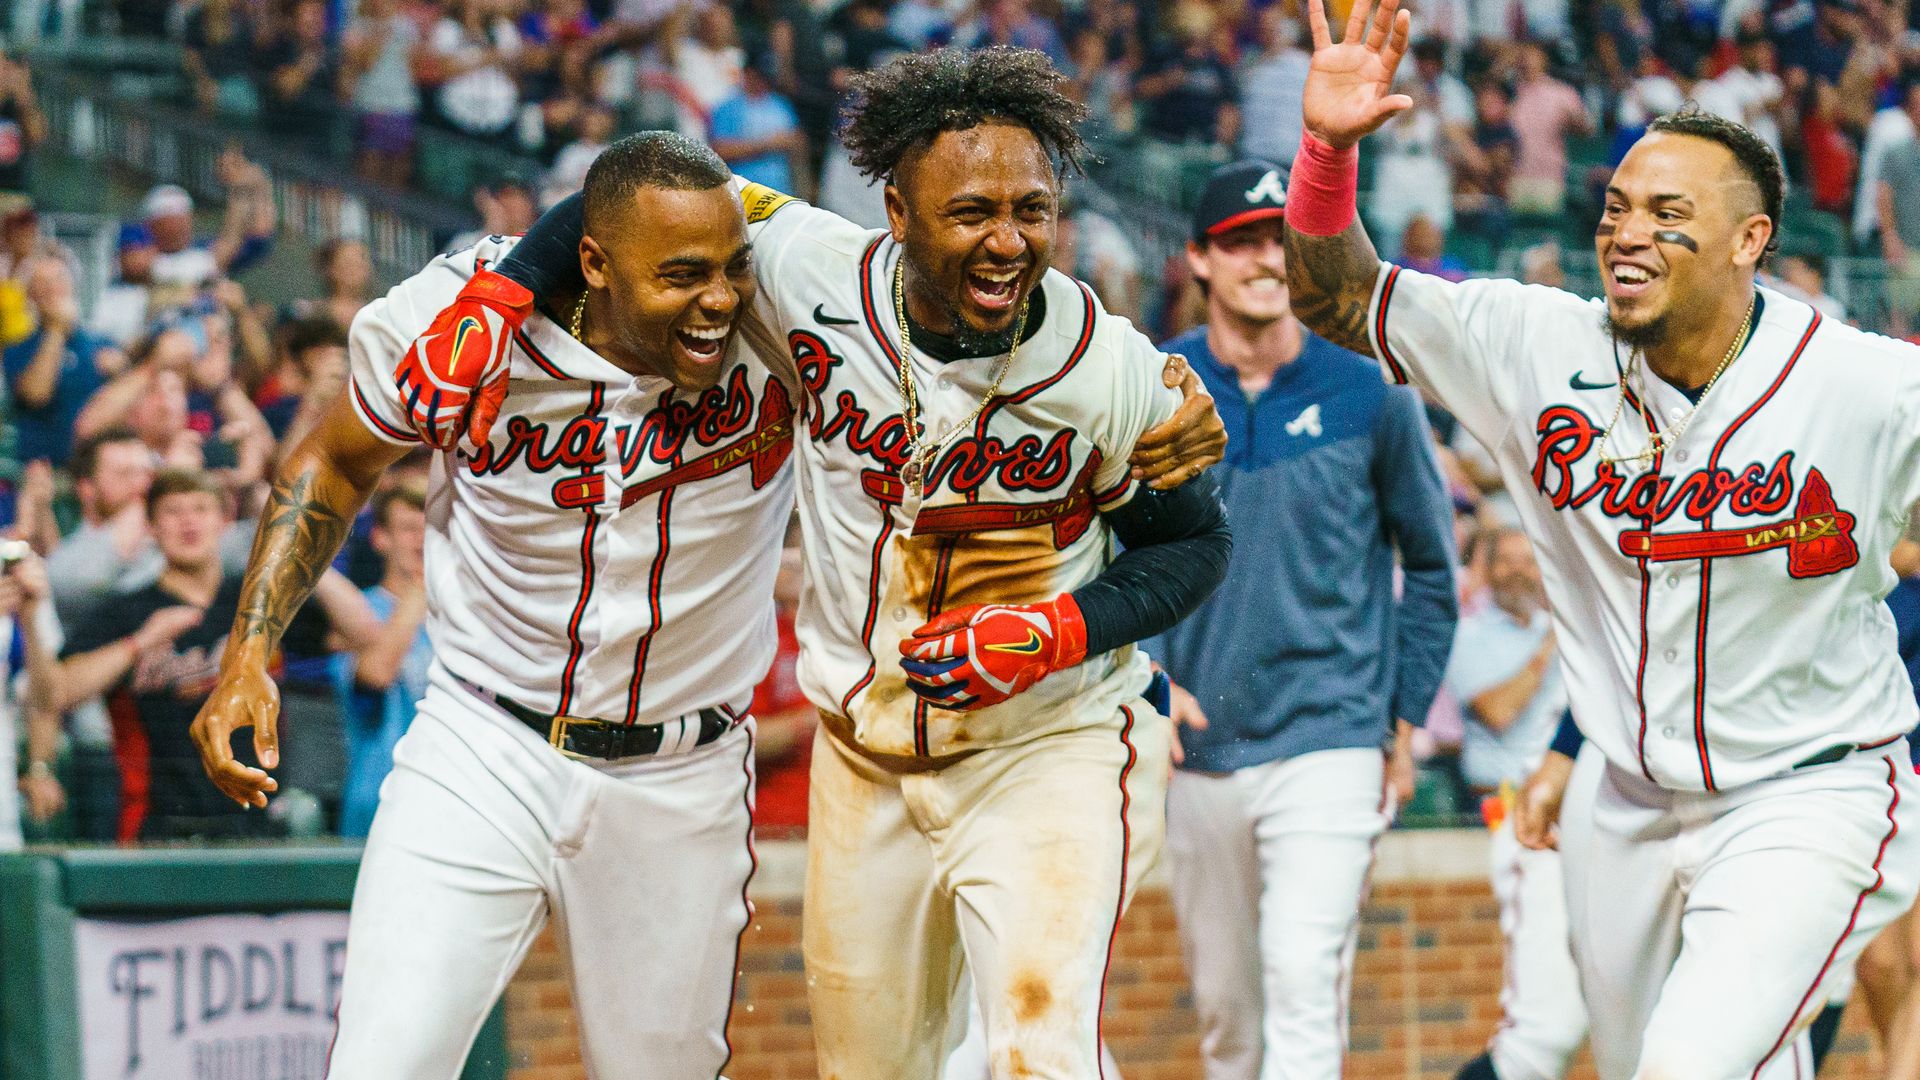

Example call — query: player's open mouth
[965,266,1025,313]
[675,324,730,364]
[1608,261,1658,301]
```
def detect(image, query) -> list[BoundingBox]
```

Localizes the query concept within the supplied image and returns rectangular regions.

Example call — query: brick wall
[497,835,1884,1080]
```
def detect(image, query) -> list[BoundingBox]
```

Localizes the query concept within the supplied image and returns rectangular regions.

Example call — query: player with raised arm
[1285,1,1920,1077]
[415,47,1233,1080]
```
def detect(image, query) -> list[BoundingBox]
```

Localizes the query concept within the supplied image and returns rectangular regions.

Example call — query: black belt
[1794,734,1904,771]
[477,685,734,761]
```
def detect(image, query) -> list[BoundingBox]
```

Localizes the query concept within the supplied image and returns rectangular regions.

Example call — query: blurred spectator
[0,53,46,195]
[543,103,615,208]
[341,0,424,188]
[1520,240,1565,288]
[0,550,63,851]
[1369,61,1470,255]
[1455,82,1517,242]
[142,150,277,290]
[953,0,1067,66]
[449,176,540,251]
[1399,215,1470,281]
[1475,0,1572,43]
[736,0,835,153]
[6,259,122,468]
[708,53,807,193]
[1057,198,1145,324]
[88,225,160,348]
[334,485,430,838]
[1135,24,1240,147]
[48,428,158,632]
[1508,41,1591,215]
[183,0,268,118]
[259,317,349,442]
[1695,28,1785,162]
[1880,84,1920,332]
[1857,77,1916,248]
[288,238,377,332]
[420,0,526,139]
[1767,253,1850,320]
[887,0,953,50]
[0,200,77,284]
[57,469,273,842]
[1237,7,1312,165]
[667,4,746,142]
[261,0,342,144]
[75,335,273,485]
[1447,527,1561,798]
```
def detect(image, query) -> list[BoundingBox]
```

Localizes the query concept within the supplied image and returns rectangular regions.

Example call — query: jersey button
[893,607,909,622]
[1675,449,1689,462]
[1663,647,1678,662]
[1666,574,1679,588]
[1667,406,1686,422]
[1663,726,1678,738]
[936,375,953,391]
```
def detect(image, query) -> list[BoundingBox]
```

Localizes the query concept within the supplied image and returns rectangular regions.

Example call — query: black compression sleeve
[1071,472,1231,657]
[493,192,588,300]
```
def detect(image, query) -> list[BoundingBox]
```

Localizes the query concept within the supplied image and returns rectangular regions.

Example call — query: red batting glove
[394,269,534,450]
[898,596,1089,711]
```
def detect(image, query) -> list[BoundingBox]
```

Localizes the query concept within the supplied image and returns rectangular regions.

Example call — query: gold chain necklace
[1597,293,1756,468]
[893,260,1028,492]
[569,290,587,341]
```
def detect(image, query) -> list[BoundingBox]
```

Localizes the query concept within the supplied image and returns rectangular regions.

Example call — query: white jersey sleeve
[1089,309,1183,507]
[1366,262,1601,449]
[345,240,515,445]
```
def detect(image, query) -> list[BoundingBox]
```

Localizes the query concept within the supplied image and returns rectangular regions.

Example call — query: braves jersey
[347,237,798,726]
[733,191,1179,758]
[1370,267,1919,791]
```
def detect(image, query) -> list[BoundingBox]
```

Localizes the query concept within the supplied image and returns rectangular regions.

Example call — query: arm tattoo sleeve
[1284,221,1384,357]
[232,469,353,651]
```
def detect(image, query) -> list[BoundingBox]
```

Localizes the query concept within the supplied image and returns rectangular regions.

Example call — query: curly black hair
[1646,106,1786,258]
[841,47,1090,183]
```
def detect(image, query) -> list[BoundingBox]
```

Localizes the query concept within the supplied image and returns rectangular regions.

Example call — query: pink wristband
[1284,132,1360,237]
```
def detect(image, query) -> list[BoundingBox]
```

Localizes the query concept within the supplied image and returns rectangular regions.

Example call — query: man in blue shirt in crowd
[1152,160,1458,1080]
[706,52,805,193]
[5,256,114,467]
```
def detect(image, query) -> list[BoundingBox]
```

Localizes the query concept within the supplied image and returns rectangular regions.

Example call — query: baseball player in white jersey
[189,135,794,1078]
[1445,528,1586,1080]
[1282,1,1920,1076]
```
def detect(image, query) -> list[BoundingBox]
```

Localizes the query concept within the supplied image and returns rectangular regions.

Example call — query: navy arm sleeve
[1371,386,1459,726]
[494,193,588,300]
[1072,471,1232,657]
[1549,708,1585,758]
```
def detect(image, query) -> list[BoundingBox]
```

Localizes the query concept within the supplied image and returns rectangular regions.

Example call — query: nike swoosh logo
[985,629,1045,656]
[813,304,858,326]
[1569,373,1617,391]
[447,315,484,377]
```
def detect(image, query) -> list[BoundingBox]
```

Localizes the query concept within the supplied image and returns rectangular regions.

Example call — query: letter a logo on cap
[1244,170,1287,206]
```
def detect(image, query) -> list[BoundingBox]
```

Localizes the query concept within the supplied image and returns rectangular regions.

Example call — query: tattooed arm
[190,394,411,808]
[1284,222,1384,357]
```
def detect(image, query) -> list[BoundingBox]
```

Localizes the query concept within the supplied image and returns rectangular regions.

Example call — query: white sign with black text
[73,911,348,1080]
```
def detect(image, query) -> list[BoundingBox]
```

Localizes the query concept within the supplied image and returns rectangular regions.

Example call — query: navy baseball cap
[1192,159,1290,242]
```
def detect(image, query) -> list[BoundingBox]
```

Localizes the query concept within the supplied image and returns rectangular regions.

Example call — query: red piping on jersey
[858,237,905,377]
[1097,706,1140,1080]
[512,329,570,381]
[1374,267,1409,385]
[352,379,421,443]
[555,384,606,715]
[988,280,1099,413]
[1690,309,1820,792]
[838,517,897,716]
[716,725,758,1080]
[1623,379,1663,784]
[623,472,680,724]
[1750,754,1899,1079]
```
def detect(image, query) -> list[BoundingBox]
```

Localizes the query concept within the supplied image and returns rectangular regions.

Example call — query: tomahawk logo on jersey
[347,236,797,725]
[730,187,1181,759]
[1369,266,1917,791]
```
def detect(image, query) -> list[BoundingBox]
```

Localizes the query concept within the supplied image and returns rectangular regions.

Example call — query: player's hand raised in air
[190,660,282,809]
[1130,355,1227,490]
[394,269,534,450]
[1302,0,1414,150]
[899,597,1089,711]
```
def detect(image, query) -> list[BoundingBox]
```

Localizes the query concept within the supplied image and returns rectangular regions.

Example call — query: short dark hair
[371,483,426,529]
[146,467,223,518]
[841,47,1090,183]
[285,316,347,359]
[1645,106,1786,258]
[581,132,733,235]
[71,426,146,483]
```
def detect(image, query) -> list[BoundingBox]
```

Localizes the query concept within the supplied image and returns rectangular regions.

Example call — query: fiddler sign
[72,912,348,1080]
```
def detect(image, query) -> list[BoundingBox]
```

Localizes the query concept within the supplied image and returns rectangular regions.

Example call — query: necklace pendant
[901,458,923,487]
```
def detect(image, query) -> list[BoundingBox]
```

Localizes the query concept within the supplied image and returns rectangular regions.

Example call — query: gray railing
[32,58,471,287]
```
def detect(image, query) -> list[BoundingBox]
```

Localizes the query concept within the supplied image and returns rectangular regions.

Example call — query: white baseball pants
[1485,818,1587,1080]
[324,665,756,1080]
[1164,746,1392,1080]
[1560,741,1920,1080]
[803,700,1170,1080]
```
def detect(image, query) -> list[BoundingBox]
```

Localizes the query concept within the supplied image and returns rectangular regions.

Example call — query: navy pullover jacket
[1149,325,1459,773]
